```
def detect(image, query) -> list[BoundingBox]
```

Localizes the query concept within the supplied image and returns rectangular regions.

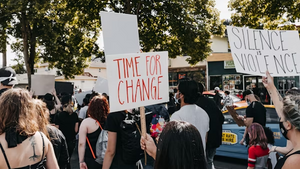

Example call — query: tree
[2,0,224,88]
[105,0,225,65]
[229,0,300,30]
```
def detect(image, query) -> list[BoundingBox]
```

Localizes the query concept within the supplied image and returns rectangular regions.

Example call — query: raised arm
[262,71,284,118]
[52,89,62,108]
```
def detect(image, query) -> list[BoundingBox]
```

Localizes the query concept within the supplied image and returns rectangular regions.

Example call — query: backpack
[145,104,169,138]
[120,111,144,164]
[86,121,108,165]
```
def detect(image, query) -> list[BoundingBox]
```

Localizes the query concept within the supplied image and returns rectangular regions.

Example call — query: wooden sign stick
[140,106,147,165]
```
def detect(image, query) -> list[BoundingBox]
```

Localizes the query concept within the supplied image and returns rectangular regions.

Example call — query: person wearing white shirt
[171,79,210,152]
[79,98,89,120]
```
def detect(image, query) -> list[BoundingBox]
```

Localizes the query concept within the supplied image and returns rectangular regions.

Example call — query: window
[34,69,37,73]
[223,108,246,125]
[266,108,279,123]
[81,81,85,83]
[99,69,101,72]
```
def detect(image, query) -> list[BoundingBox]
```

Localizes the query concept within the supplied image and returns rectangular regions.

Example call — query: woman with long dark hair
[78,95,109,169]
[247,123,269,169]
[141,121,207,169]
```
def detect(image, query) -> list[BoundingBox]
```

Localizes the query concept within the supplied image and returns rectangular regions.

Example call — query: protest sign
[31,75,55,95]
[74,90,92,105]
[106,51,169,112]
[100,12,140,56]
[55,81,74,95]
[94,77,109,95]
[227,26,300,76]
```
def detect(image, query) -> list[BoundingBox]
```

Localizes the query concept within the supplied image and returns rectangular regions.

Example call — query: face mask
[279,120,289,140]
[246,99,251,106]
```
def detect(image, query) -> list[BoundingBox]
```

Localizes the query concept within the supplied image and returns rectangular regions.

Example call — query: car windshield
[223,107,278,124]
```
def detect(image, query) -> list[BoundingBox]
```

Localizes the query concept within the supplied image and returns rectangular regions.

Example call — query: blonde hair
[283,95,300,131]
[34,99,50,139]
[0,89,39,136]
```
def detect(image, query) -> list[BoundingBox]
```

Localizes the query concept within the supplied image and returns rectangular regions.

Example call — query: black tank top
[275,150,300,169]
[0,132,46,169]
[85,127,101,159]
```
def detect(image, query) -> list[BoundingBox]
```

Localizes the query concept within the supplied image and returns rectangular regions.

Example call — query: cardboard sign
[55,81,74,95]
[31,75,55,95]
[74,90,92,105]
[227,26,300,76]
[94,77,109,95]
[100,12,140,56]
[106,52,169,112]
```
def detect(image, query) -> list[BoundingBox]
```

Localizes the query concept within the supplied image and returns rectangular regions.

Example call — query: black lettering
[241,29,247,50]
[255,55,264,73]
[284,54,293,72]
[274,55,286,74]
[234,53,246,70]
[264,55,272,73]
[247,54,257,72]
[247,29,255,50]
[270,31,280,51]
[244,54,251,71]
[253,30,259,50]
[280,31,288,51]
[259,31,271,50]
[291,53,300,73]
[232,27,243,49]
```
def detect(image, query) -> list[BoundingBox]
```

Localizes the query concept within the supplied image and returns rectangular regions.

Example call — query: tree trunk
[21,12,32,89]
[2,31,7,67]
[29,23,36,76]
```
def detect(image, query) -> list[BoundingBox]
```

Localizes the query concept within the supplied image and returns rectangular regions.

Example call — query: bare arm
[52,89,62,108]
[75,122,79,133]
[102,132,117,169]
[45,137,59,169]
[247,167,254,169]
[271,140,293,155]
[78,121,87,164]
[262,71,284,118]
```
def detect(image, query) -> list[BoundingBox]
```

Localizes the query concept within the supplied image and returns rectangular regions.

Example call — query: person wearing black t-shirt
[55,95,79,169]
[102,111,137,169]
[240,90,267,145]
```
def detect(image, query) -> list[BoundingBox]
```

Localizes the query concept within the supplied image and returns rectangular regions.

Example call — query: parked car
[202,90,247,108]
[216,105,287,159]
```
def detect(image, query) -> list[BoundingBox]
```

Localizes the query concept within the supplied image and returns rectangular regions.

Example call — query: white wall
[170,56,206,68]
[211,36,229,53]
[85,67,107,79]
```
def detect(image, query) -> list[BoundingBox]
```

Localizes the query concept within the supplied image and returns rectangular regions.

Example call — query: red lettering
[134,56,141,77]
[157,76,163,100]
[146,56,150,76]
[126,57,135,78]
[150,56,156,75]
[142,78,150,101]
[151,77,157,100]
[126,80,134,103]
[118,81,124,105]
[113,58,123,79]
[122,58,127,78]
[134,79,142,102]
[156,55,162,75]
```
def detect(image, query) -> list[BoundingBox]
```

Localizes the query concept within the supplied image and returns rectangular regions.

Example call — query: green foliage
[105,0,225,65]
[1,0,224,83]
[229,0,300,31]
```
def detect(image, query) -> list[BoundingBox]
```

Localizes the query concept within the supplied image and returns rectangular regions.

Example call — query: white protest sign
[31,75,55,95]
[227,26,300,76]
[74,90,92,105]
[94,77,109,95]
[100,12,140,56]
[106,52,169,112]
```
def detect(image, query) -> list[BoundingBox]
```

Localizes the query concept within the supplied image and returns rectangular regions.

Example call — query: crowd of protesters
[1,66,300,169]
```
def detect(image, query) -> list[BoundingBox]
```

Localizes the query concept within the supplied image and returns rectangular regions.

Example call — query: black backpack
[120,110,144,164]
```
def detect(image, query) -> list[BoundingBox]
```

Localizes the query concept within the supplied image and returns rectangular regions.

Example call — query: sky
[0,0,232,67]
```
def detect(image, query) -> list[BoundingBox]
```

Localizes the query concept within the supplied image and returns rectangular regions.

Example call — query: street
[70,143,247,169]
